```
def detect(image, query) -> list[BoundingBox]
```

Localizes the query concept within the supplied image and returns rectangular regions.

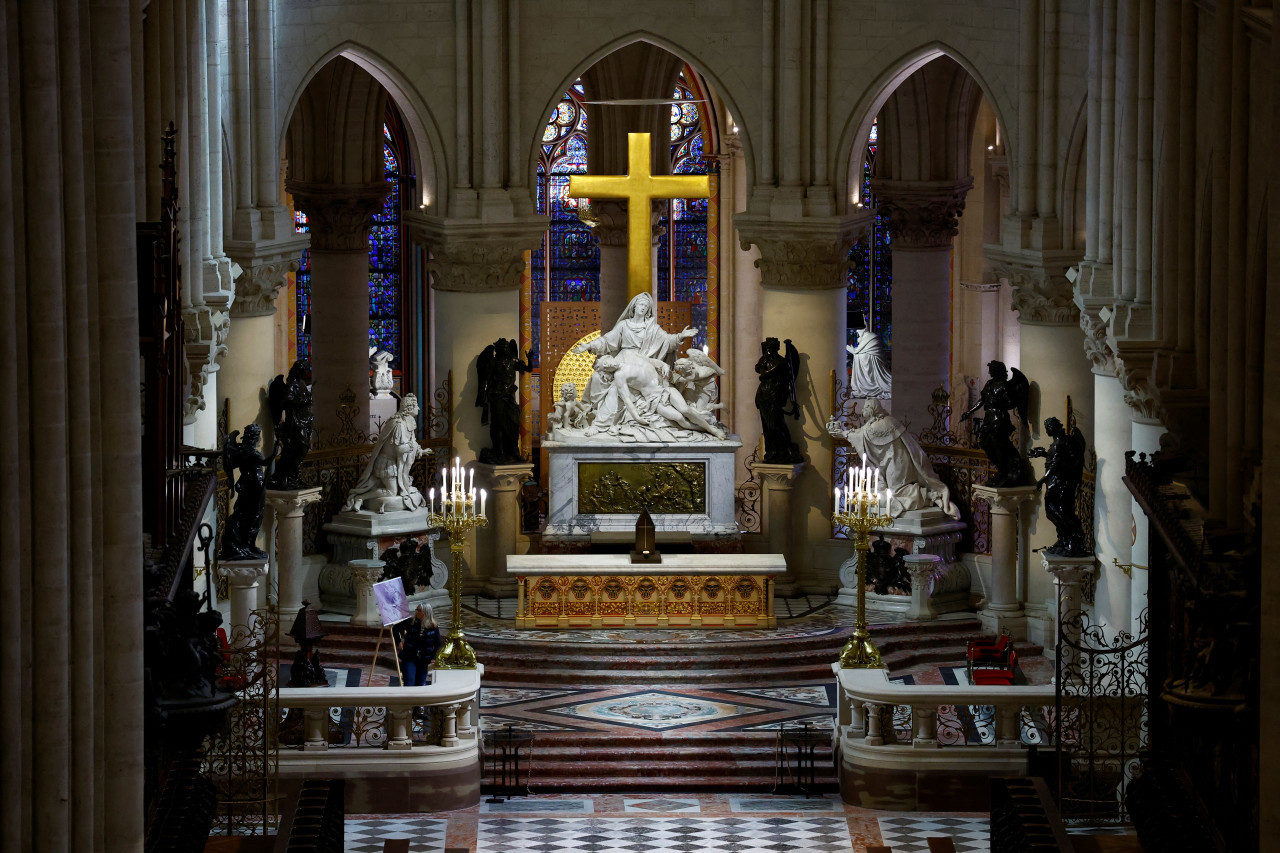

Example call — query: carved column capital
[222,559,269,588]
[266,486,324,517]
[868,177,974,250]
[985,248,1082,326]
[408,215,548,293]
[735,214,867,291]
[580,199,664,248]
[182,302,232,422]
[286,180,388,252]
[231,257,299,317]
[1078,307,1117,376]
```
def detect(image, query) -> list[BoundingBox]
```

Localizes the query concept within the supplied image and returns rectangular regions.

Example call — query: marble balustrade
[835,666,1055,773]
[277,668,481,772]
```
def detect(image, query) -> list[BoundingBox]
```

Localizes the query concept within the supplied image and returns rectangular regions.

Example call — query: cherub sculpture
[1029,416,1090,556]
[673,349,726,417]
[220,423,278,560]
[476,338,532,464]
[267,358,313,490]
[546,382,591,440]
[960,360,1033,487]
[755,337,803,464]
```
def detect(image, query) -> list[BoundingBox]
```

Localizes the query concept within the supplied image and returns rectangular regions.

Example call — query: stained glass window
[294,111,409,370]
[657,72,713,350]
[530,81,596,367]
[847,117,892,365]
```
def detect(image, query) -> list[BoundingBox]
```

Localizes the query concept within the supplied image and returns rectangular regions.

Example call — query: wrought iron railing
[734,443,763,534]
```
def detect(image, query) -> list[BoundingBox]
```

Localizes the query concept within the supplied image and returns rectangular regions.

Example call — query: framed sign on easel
[367,577,413,686]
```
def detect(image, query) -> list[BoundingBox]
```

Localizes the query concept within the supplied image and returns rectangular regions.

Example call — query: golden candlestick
[568,132,710,301]
[428,483,488,670]
[832,487,892,669]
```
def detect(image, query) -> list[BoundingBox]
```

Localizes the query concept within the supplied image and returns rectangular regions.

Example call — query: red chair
[971,649,1019,685]
[967,630,1013,670]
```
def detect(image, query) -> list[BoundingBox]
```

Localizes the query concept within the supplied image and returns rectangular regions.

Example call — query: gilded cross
[568,132,710,301]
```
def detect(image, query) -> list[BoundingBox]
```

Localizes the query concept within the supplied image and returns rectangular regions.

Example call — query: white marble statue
[846,315,892,399]
[371,349,395,398]
[545,382,591,439]
[559,292,726,442]
[828,398,959,519]
[673,349,726,416]
[342,393,427,513]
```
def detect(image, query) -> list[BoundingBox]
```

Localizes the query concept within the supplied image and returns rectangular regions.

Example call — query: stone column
[973,484,1037,638]
[348,558,385,627]
[222,558,269,644]
[219,254,303,436]
[753,461,804,594]
[735,217,861,589]
[266,486,324,622]
[476,462,534,596]
[287,181,388,440]
[409,219,546,463]
[1129,415,1165,632]
[870,178,973,429]
[1043,552,1099,673]
[904,554,941,621]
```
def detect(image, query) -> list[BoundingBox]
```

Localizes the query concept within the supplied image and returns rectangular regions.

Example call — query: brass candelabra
[832,467,892,669]
[428,459,488,670]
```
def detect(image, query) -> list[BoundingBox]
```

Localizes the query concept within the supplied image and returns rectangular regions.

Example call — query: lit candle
[834,487,841,514]
[875,468,881,493]
[847,466,853,497]
[429,487,435,515]
[886,488,893,516]
[480,488,487,518]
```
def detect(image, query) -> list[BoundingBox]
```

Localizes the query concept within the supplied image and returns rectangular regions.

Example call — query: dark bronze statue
[286,601,329,688]
[144,583,226,701]
[755,337,803,464]
[866,535,911,595]
[960,360,1033,487]
[380,537,428,595]
[1029,416,1090,557]
[267,358,314,490]
[219,423,278,560]
[476,337,532,465]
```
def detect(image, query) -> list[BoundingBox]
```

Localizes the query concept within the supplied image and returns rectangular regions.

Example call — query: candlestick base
[433,631,478,670]
[838,627,883,669]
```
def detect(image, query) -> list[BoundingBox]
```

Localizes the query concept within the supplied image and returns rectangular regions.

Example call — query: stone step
[505,775,838,793]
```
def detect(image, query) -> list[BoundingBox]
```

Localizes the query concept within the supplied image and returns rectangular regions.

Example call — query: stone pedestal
[348,559,385,626]
[1042,552,1099,671]
[318,519,450,619]
[752,461,804,596]
[903,554,941,621]
[222,558,269,643]
[542,437,742,540]
[838,509,969,614]
[476,462,534,596]
[973,484,1037,639]
[266,486,323,623]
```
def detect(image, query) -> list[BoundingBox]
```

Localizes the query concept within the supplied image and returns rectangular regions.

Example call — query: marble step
[505,775,839,793]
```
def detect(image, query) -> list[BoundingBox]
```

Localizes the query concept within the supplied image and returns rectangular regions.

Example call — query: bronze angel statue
[219,423,278,560]
[755,337,803,464]
[267,358,314,490]
[1029,416,1090,556]
[960,360,1033,487]
[476,338,532,465]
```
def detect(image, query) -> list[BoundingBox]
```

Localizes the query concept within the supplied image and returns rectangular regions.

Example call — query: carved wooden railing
[276,668,481,769]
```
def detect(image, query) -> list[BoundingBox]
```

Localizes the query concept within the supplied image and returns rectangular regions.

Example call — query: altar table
[507,554,782,629]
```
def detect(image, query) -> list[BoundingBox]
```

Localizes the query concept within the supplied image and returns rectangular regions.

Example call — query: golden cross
[568,132,710,301]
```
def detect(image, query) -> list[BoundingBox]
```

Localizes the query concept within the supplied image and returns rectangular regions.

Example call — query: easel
[368,617,409,686]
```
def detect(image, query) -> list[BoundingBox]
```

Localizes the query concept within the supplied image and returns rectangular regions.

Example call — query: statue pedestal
[751,461,804,596]
[318,512,451,618]
[347,558,384,626]
[476,462,534,597]
[266,486,323,623]
[837,509,969,615]
[903,554,942,621]
[973,485,1038,639]
[222,558,269,644]
[1042,552,1098,672]
[542,436,742,542]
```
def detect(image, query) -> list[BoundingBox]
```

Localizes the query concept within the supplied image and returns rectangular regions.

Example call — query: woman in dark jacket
[398,604,441,687]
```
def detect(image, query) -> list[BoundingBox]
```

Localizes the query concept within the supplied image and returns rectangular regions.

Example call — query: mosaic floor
[346,794,990,853]
[475,683,838,733]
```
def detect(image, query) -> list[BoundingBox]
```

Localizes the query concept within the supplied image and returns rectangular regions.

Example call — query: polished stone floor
[344,793,990,853]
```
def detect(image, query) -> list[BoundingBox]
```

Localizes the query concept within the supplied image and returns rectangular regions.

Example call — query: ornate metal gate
[1052,605,1149,826]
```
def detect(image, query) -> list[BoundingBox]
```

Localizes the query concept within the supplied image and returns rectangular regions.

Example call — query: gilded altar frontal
[577,462,707,514]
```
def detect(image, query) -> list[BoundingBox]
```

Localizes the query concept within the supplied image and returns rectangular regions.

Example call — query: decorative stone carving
[581,199,664,247]
[868,177,973,250]
[1079,308,1116,375]
[371,350,395,398]
[735,215,867,291]
[286,180,388,251]
[407,215,547,293]
[182,302,231,421]
[989,256,1080,325]
[232,257,300,317]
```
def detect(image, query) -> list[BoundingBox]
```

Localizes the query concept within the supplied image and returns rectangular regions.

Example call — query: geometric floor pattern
[344,817,448,853]
[475,816,853,852]
[876,815,990,853]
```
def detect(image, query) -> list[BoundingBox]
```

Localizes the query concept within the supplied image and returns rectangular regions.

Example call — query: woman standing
[398,604,441,687]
